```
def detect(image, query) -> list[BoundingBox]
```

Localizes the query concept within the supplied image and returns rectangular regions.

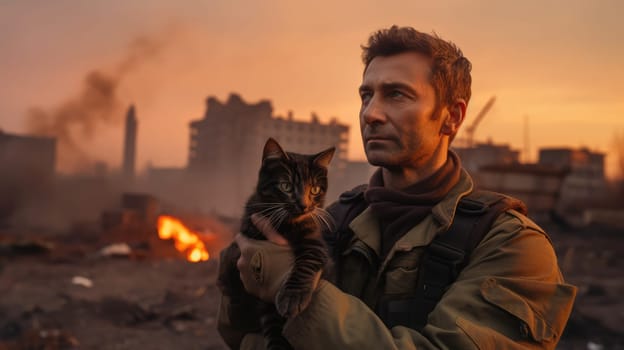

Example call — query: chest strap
[378,191,527,330]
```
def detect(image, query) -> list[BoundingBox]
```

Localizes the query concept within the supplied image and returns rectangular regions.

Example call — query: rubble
[0,239,53,256]
[0,203,619,349]
[0,224,225,349]
[99,243,132,257]
[70,276,93,288]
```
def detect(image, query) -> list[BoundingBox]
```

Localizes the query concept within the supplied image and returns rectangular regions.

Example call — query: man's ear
[441,99,467,136]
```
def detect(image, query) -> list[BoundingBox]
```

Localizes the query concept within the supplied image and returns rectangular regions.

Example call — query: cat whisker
[273,208,289,230]
[255,206,281,216]
[246,202,288,208]
[252,203,289,220]
[315,206,333,219]
[314,214,331,231]
[266,208,282,228]
[310,213,322,230]
[312,208,335,231]
[318,211,335,229]
[271,207,290,230]
[246,204,283,215]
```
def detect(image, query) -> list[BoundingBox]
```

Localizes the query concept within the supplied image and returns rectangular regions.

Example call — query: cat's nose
[296,202,306,212]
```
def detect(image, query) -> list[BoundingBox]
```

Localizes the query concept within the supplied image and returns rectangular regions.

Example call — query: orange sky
[1,1,623,176]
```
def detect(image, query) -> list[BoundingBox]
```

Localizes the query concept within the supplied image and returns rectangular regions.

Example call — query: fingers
[234,234,251,274]
[234,234,257,295]
[250,213,289,246]
[216,243,243,295]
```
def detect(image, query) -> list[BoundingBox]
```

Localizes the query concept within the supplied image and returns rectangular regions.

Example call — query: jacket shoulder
[462,190,528,216]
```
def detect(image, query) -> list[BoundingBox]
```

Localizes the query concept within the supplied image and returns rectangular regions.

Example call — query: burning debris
[157,215,211,262]
[0,184,232,349]
[100,192,220,263]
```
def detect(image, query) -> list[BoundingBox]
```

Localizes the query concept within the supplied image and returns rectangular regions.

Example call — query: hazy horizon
[2,0,623,176]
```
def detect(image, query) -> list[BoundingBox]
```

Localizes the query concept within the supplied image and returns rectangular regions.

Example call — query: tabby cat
[240,138,334,350]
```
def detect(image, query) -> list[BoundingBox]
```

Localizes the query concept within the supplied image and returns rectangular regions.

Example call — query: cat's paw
[275,285,314,318]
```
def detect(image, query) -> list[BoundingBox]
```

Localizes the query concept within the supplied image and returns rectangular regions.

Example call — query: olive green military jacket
[218,170,577,349]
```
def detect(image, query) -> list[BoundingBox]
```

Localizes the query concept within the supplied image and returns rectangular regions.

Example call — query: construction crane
[464,96,496,147]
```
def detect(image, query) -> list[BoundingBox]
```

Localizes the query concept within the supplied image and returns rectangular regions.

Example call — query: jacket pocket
[456,316,540,350]
[383,249,423,295]
[384,267,419,294]
[479,277,576,344]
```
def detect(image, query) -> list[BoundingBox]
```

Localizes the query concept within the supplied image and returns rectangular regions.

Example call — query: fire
[157,215,210,262]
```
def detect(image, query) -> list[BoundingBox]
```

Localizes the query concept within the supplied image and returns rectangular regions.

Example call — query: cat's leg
[260,303,293,350]
[275,238,328,318]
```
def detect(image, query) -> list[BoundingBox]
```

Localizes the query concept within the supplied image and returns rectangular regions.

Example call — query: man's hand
[216,242,245,296]
[235,214,294,303]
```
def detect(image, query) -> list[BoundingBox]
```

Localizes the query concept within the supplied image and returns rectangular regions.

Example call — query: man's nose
[361,96,386,125]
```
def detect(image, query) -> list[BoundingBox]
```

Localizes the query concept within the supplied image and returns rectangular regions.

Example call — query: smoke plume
[26,33,168,173]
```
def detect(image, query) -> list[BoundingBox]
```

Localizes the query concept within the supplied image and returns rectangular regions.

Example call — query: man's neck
[381,151,448,190]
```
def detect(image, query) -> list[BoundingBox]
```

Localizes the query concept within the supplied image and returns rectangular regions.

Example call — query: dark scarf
[364,151,462,258]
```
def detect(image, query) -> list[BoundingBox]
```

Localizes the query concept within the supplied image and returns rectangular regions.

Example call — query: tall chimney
[123,105,137,179]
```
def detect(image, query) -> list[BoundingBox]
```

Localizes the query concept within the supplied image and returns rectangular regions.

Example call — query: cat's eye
[279,182,293,193]
[310,186,322,195]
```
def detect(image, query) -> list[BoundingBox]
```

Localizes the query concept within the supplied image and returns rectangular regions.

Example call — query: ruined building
[539,147,608,208]
[452,141,520,175]
[186,93,349,216]
[0,130,56,176]
[0,130,56,222]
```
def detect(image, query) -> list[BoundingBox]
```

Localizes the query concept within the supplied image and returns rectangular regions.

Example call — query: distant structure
[538,147,608,208]
[187,93,350,216]
[0,130,56,177]
[0,130,56,221]
[122,105,138,179]
[453,140,569,220]
[470,146,609,222]
[478,163,568,221]
[453,141,520,175]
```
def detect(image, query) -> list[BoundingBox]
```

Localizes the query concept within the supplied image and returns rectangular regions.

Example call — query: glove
[217,213,288,297]
[237,214,324,317]
[235,232,294,303]
[217,242,244,296]
[216,241,261,335]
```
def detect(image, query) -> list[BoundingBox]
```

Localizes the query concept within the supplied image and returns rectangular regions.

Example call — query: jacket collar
[348,169,474,256]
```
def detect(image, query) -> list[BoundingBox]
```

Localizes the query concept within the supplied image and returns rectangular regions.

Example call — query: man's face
[359,52,446,170]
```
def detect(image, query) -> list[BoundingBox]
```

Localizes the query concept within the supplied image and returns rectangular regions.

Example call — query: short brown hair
[362,26,472,111]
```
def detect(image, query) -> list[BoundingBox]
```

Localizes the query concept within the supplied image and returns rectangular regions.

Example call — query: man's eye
[279,182,293,193]
[389,90,404,98]
[359,91,372,102]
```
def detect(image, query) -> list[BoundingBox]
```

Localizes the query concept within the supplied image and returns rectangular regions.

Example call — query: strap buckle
[457,197,489,215]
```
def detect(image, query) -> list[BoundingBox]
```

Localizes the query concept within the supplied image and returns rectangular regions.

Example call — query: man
[217,26,576,349]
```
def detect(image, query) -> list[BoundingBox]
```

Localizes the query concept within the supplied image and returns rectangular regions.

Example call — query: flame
[157,215,209,262]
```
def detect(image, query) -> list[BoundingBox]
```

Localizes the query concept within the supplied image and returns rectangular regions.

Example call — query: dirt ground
[0,221,622,350]
[0,221,230,350]
[547,225,624,350]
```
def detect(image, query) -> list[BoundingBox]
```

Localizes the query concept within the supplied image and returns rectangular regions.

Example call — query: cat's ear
[313,147,335,168]
[263,138,288,161]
